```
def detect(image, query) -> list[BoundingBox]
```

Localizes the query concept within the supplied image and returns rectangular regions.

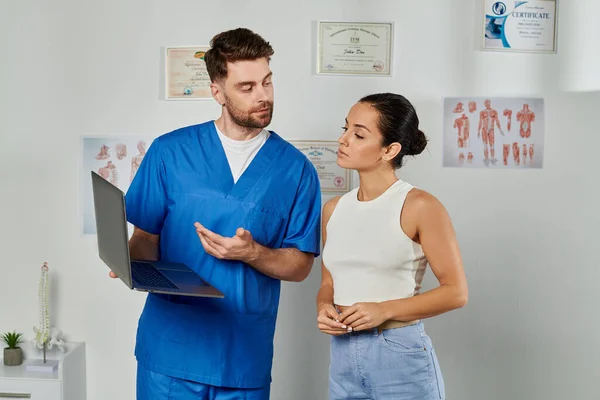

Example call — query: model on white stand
[29,262,64,372]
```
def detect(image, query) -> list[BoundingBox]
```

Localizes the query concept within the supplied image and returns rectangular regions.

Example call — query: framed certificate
[317,21,394,76]
[165,46,212,100]
[482,0,557,53]
[290,141,351,192]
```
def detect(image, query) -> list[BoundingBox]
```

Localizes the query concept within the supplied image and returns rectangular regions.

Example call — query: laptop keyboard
[131,262,179,290]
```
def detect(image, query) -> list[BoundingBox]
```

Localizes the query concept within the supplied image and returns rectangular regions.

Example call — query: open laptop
[91,171,224,298]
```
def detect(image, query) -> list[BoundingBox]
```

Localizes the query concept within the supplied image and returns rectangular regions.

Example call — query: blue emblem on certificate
[482,0,557,53]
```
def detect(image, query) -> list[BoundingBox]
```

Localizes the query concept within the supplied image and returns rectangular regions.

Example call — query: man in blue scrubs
[120,28,321,399]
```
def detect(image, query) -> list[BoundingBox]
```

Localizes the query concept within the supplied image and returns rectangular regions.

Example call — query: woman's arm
[316,196,349,335]
[380,190,468,321]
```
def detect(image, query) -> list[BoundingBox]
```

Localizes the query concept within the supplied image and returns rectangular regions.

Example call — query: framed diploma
[290,141,351,192]
[317,21,393,76]
[165,46,212,100]
[482,0,557,53]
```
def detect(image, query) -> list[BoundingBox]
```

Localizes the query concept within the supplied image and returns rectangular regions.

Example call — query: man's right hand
[317,303,351,336]
[107,227,160,280]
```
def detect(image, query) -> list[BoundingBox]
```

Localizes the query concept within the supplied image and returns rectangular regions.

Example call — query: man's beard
[224,95,274,130]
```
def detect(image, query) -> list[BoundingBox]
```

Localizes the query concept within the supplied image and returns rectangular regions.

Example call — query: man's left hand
[195,222,256,262]
[337,302,388,332]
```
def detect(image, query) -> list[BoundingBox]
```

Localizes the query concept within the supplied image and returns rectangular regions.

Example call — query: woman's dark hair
[204,28,274,83]
[359,93,428,169]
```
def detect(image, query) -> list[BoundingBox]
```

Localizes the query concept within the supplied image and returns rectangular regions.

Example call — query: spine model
[32,262,65,362]
[33,262,50,351]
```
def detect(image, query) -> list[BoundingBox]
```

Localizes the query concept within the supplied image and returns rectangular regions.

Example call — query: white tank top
[322,179,428,306]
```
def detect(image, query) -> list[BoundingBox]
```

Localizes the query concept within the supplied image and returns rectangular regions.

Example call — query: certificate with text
[482,0,557,53]
[290,141,351,192]
[317,22,393,75]
[165,46,212,100]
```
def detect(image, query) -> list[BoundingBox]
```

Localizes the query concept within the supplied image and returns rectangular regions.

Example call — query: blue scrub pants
[137,364,270,400]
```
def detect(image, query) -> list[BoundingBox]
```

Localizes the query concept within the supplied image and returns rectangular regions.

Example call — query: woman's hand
[317,303,350,336]
[337,302,388,332]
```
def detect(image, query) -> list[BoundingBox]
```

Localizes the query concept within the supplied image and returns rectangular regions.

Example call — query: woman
[317,93,468,400]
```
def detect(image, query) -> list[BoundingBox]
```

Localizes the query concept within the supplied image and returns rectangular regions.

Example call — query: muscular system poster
[442,97,544,169]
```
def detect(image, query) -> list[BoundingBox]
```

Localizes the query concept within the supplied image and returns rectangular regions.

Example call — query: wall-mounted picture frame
[290,140,351,192]
[316,21,394,76]
[165,46,212,100]
[482,0,558,54]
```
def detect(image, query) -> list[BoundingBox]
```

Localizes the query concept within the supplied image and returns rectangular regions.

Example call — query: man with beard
[121,28,321,400]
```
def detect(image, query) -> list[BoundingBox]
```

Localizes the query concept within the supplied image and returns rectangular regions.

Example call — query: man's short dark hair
[204,28,274,83]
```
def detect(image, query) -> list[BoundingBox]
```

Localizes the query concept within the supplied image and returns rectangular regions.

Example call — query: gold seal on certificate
[165,46,212,100]
[290,141,351,192]
[317,21,393,75]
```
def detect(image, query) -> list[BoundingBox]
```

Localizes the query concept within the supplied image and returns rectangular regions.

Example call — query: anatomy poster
[81,136,156,234]
[442,97,544,169]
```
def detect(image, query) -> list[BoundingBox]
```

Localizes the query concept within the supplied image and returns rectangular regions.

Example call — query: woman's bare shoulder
[405,188,449,222]
[323,196,343,220]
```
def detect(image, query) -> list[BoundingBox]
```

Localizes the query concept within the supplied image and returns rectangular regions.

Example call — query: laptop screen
[91,171,133,288]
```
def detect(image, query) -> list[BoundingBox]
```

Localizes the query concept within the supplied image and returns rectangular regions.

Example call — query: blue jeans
[137,364,270,400]
[329,321,445,400]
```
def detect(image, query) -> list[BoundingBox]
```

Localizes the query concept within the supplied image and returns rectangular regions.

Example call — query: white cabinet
[0,342,86,400]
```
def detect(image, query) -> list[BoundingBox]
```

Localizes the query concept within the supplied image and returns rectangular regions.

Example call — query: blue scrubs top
[125,121,321,389]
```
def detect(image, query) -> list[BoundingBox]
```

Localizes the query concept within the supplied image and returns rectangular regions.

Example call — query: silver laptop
[91,171,224,298]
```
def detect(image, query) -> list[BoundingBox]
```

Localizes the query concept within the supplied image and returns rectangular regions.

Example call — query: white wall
[1,1,598,399]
